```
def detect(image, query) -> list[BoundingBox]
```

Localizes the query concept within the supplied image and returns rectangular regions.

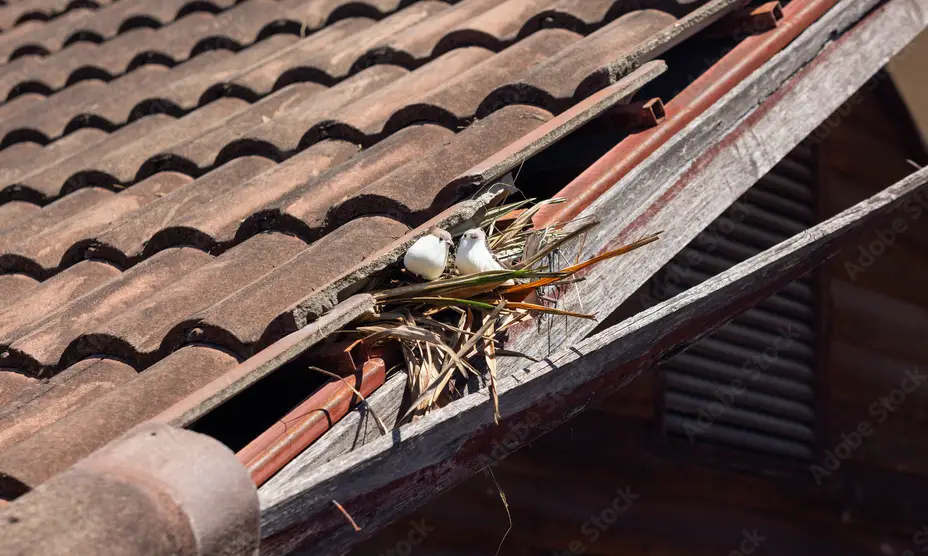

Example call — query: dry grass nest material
[340,195,661,423]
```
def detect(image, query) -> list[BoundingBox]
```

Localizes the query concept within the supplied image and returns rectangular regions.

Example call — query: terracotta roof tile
[0,188,115,252]
[0,0,115,32]
[0,0,413,103]
[1,172,192,273]
[0,202,40,231]
[22,98,250,198]
[1,63,176,145]
[3,117,175,203]
[0,357,136,451]
[266,125,455,238]
[75,36,298,129]
[166,139,360,247]
[2,249,212,373]
[0,128,111,192]
[0,0,241,62]
[199,216,410,352]
[0,275,37,307]
[0,370,40,407]
[0,260,123,342]
[85,233,305,366]
[0,94,45,126]
[0,0,742,501]
[0,345,239,493]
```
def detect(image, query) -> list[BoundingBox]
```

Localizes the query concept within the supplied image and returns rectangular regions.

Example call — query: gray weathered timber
[500,0,928,373]
[258,0,926,495]
[272,372,407,472]
[258,165,928,556]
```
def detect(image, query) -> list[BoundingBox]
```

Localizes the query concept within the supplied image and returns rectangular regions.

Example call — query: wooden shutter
[652,143,820,460]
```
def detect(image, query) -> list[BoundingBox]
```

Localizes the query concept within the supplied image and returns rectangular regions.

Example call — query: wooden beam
[257,154,928,554]
[260,0,928,492]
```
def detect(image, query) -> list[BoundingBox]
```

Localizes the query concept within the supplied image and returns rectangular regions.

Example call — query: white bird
[403,227,453,281]
[455,228,514,285]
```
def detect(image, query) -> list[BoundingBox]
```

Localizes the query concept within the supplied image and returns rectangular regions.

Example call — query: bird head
[458,228,489,255]
[429,227,453,247]
[461,228,486,243]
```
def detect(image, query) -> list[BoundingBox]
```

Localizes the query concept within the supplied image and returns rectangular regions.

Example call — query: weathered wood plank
[257,157,928,555]
[257,0,928,516]
[260,0,924,494]
[500,0,928,373]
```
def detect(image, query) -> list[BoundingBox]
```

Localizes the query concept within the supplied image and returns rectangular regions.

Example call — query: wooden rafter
[260,164,928,555]
[262,0,928,495]
[258,0,928,553]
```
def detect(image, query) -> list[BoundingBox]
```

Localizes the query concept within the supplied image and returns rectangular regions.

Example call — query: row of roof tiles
[0,0,674,147]
[0,0,739,498]
[0,0,107,33]
[0,0,684,104]
[0,0,238,60]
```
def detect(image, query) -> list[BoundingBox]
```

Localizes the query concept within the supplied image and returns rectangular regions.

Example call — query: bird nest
[337,195,660,423]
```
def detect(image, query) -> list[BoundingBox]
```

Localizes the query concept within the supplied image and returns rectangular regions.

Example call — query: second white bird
[455,228,514,285]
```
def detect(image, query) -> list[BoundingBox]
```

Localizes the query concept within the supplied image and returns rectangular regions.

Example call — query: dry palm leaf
[358,324,479,377]
[503,232,663,296]
[400,300,507,421]
[489,198,566,250]
[483,315,500,424]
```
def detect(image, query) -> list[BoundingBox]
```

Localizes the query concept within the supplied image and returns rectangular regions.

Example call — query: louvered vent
[653,143,820,460]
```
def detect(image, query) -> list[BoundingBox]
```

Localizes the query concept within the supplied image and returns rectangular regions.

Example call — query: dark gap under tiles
[189,350,329,452]
[635,35,742,103]
[516,32,748,201]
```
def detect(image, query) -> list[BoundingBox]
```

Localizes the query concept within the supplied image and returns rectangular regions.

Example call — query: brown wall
[353,79,928,556]
[819,75,928,477]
